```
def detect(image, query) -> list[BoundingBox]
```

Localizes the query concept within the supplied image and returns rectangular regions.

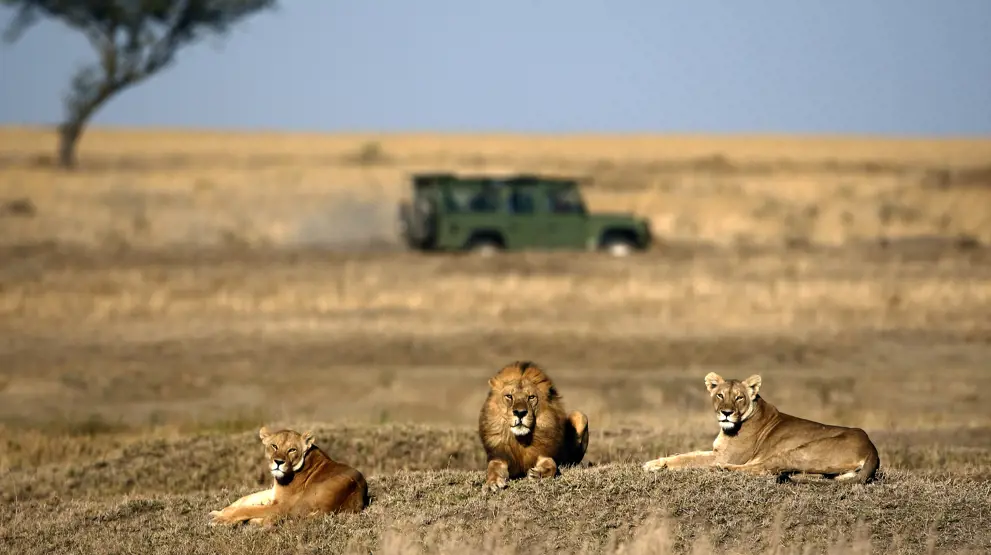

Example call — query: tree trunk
[58,119,85,170]
[56,80,125,170]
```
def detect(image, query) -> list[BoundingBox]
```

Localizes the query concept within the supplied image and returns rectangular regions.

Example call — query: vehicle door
[505,184,550,249]
[541,183,588,249]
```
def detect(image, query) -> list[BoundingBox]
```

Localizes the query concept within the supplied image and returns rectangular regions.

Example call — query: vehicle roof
[412,172,580,187]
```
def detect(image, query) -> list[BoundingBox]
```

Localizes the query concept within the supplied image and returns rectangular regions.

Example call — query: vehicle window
[546,186,584,214]
[444,188,475,212]
[509,187,536,214]
[468,185,501,213]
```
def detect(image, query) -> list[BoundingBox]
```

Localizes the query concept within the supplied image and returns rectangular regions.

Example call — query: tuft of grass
[341,140,391,166]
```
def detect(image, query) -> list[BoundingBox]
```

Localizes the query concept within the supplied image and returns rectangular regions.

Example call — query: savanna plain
[1,127,991,554]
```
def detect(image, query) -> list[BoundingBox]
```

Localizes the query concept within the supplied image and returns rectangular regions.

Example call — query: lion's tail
[858,446,881,484]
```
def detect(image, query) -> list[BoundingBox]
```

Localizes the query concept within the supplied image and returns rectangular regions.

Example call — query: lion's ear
[301,430,315,449]
[704,372,724,391]
[547,386,559,400]
[259,426,272,442]
[488,377,500,390]
[742,375,762,396]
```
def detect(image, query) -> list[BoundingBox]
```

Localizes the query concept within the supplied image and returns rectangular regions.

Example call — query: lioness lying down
[209,427,368,526]
[479,360,590,491]
[643,372,880,483]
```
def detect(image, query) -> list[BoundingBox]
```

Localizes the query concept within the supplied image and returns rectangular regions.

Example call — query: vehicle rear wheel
[466,237,503,257]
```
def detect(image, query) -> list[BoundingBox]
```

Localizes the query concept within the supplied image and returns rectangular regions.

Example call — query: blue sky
[1,1,989,136]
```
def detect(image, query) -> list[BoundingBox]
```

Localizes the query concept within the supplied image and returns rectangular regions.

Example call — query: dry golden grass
[5,125,991,163]
[2,247,991,553]
[5,250,990,336]
[2,126,990,250]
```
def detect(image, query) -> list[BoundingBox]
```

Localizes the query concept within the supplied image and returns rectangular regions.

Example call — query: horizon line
[2,124,989,142]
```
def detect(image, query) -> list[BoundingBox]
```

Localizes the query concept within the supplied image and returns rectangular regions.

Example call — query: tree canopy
[2,0,277,168]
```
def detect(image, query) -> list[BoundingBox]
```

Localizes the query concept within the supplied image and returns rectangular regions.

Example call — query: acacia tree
[2,0,276,169]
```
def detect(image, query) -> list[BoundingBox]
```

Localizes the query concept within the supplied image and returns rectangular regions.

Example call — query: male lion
[478,360,589,491]
[209,427,368,527]
[642,372,880,483]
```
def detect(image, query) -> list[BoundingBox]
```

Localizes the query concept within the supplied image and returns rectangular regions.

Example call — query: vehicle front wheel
[601,237,636,257]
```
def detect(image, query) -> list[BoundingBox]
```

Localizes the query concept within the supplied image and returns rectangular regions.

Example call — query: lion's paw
[485,478,508,492]
[642,458,669,472]
[208,509,239,527]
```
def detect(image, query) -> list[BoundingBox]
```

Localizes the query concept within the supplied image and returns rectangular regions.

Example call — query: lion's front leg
[527,456,558,480]
[485,459,510,492]
[209,501,283,527]
[226,488,274,508]
[209,488,275,525]
[643,450,716,472]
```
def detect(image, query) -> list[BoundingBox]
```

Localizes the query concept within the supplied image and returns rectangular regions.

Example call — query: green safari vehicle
[398,173,652,255]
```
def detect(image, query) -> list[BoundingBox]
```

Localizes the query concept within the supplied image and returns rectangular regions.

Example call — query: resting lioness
[209,427,368,526]
[642,372,880,483]
[478,360,590,491]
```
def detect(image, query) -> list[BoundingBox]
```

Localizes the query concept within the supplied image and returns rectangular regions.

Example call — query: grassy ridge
[2,424,990,554]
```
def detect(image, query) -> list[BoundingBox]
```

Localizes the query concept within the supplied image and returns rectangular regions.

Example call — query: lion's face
[258,427,315,481]
[704,372,761,432]
[487,362,557,437]
[500,384,540,436]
